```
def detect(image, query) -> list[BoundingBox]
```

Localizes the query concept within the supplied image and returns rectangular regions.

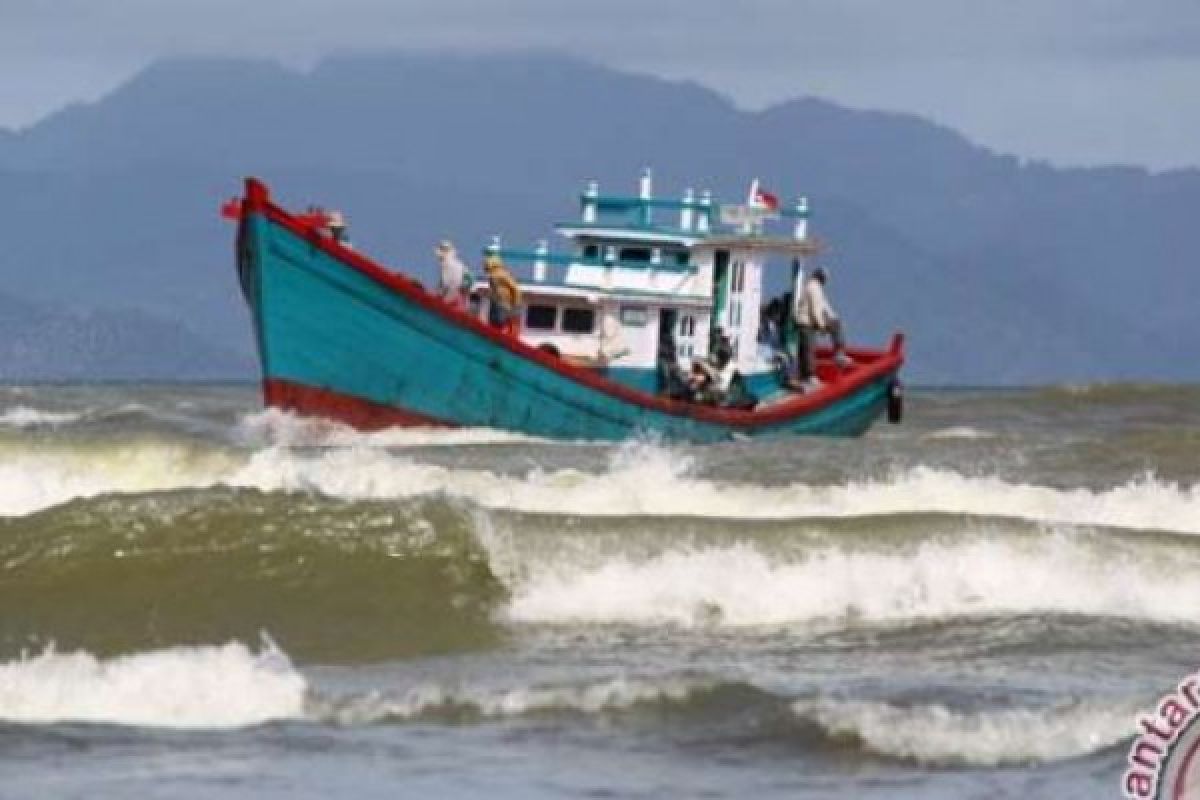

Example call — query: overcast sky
[3,0,1198,169]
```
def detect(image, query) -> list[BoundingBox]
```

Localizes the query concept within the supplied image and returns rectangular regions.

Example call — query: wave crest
[502,533,1200,628]
[798,696,1137,766]
[0,639,305,729]
[234,408,543,448]
[3,436,1198,537]
[317,674,709,726]
[0,407,85,429]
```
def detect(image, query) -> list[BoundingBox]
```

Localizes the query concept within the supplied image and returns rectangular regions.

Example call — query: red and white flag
[748,179,779,211]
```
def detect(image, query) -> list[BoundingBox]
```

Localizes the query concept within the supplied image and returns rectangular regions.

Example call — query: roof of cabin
[475,281,711,308]
[695,234,823,256]
[555,224,702,247]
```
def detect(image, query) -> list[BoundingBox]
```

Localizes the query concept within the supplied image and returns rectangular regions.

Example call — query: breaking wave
[0,437,242,517]
[1,435,1199,536]
[0,638,1137,768]
[4,413,1200,663]
[228,447,1200,534]
[0,407,85,429]
[0,639,705,731]
[314,673,711,726]
[0,639,305,729]
[798,696,1137,766]
[233,408,546,448]
[503,530,1200,627]
[4,484,1200,662]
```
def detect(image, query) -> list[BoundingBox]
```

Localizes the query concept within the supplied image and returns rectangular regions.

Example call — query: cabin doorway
[658,308,678,360]
[657,308,690,397]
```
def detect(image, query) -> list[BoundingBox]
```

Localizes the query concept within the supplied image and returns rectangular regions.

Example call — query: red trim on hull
[238,178,905,431]
[263,379,456,431]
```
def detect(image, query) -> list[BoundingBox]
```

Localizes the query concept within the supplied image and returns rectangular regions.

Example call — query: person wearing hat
[326,210,349,246]
[435,240,468,309]
[483,253,521,332]
[793,266,853,389]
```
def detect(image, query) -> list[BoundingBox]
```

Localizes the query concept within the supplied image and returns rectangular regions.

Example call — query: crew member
[484,254,521,333]
[435,240,468,309]
[794,266,852,389]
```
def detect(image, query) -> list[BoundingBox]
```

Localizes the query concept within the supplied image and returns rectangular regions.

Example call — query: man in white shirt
[435,240,468,309]
[793,267,852,388]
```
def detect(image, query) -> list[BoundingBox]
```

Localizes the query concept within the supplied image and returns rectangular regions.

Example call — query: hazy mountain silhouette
[0,52,1195,382]
[0,290,252,381]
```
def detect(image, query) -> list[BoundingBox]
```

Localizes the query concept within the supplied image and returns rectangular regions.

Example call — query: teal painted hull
[236,186,904,442]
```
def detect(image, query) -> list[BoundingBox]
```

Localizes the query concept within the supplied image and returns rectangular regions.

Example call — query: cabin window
[619,247,652,263]
[525,304,558,330]
[620,306,649,326]
[561,307,596,333]
[674,251,690,267]
[582,244,599,261]
[678,314,696,337]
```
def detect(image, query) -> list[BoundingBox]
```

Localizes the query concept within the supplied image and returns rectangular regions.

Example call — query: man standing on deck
[435,240,468,309]
[483,254,522,333]
[793,267,852,389]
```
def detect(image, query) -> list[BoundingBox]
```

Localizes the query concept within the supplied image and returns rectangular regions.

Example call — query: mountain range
[0,52,1196,383]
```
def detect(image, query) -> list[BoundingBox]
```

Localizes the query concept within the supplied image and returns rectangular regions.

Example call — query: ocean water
[1,383,1198,799]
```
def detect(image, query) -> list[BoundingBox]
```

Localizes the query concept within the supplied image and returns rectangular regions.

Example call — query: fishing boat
[223,172,904,442]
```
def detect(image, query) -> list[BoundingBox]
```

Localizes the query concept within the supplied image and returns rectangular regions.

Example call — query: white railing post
[696,190,712,233]
[639,167,653,226]
[583,181,599,223]
[793,197,809,240]
[534,239,549,282]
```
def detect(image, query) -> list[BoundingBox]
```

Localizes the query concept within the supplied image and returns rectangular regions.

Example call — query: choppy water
[2,383,1199,798]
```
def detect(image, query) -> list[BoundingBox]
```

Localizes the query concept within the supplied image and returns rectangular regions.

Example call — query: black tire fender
[887,379,904,424]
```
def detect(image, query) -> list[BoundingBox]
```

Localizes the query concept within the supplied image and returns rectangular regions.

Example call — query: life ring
[887,379,904,424]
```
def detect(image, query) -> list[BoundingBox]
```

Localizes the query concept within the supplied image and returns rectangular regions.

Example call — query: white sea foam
[319,674,703,726]
[799,696,1138,766]
[0,406,85,429]
[228,447,1200,534]
[0,440,240,516]
[0,640,307,729]
[2,437,1199,536]
[235,408,544,448]
[230,440,698,515]
[504,534,1200,627]
[924,426,996,440]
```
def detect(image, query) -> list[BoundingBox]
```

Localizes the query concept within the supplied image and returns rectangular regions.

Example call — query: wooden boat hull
[236,180,904,442]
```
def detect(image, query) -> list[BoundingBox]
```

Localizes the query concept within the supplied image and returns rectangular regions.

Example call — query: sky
[2,0,1198,170]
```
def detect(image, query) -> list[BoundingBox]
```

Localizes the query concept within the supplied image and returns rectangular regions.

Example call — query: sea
[1,383,1198,799]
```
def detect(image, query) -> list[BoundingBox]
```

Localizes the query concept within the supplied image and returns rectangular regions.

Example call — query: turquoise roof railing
[588,195,707,213]
[573,172,815,244]
[580,191,811,231]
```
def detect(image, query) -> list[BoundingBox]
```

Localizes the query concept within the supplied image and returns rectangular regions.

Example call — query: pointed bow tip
[244,177,271,209]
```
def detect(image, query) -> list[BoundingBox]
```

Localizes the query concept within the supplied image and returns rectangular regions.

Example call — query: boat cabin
[475,170,819,398]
